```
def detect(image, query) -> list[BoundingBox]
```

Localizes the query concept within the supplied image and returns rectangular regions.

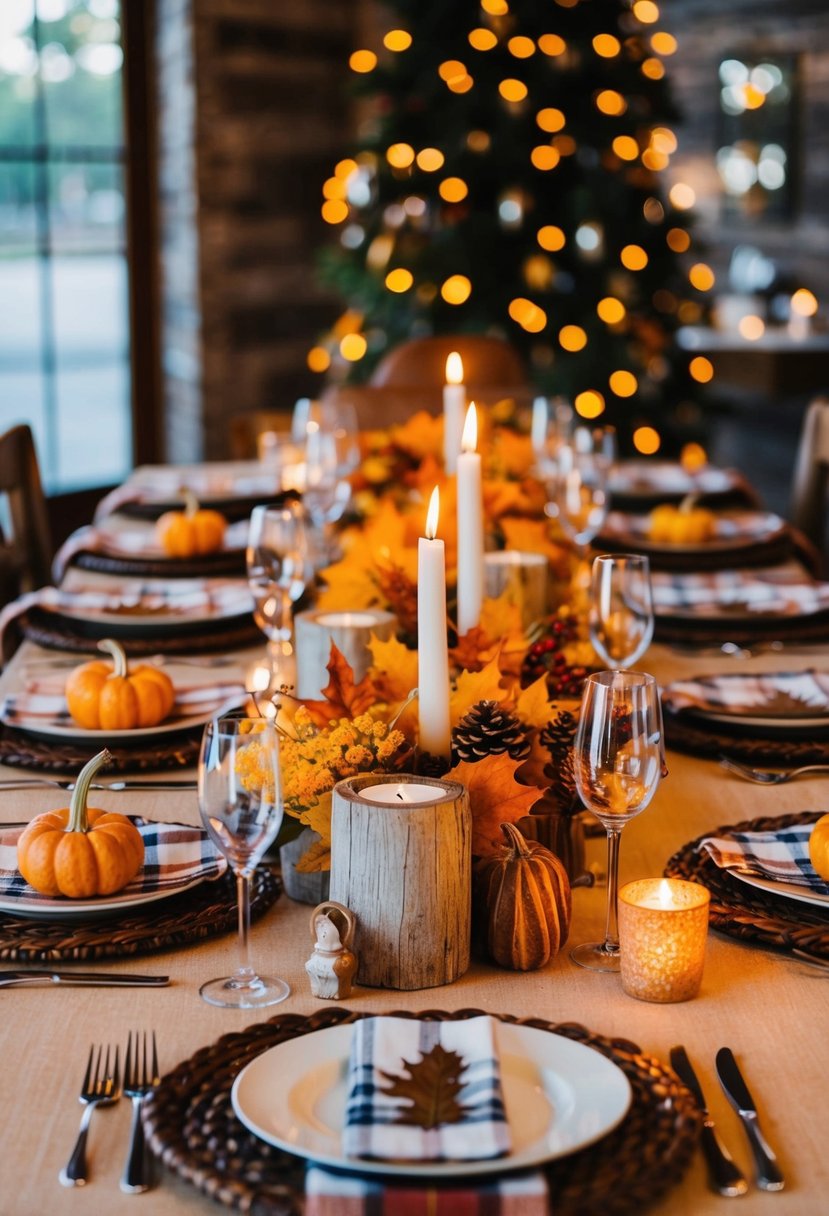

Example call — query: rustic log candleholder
[330,773,471,990]
[295,608,396,699]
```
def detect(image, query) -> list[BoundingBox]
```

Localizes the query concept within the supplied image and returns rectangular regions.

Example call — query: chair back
[790,395,829,556]
[0,424,53,603]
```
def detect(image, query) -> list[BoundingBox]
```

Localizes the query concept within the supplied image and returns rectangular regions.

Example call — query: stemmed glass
[197,716,289,1008]
[531,395,574,480]
[570,670,664,972]
[546,426,616,559]
[292,397,360,564]
[246,502,308,689]
[589,553,655,670]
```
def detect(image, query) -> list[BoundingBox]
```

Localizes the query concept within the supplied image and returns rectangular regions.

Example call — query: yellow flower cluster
[235,736,278,801]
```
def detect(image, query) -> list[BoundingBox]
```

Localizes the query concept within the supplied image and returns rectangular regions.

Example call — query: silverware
[718,756,829,785]
[669,1046,748,1197]
[667,641,817,659]
[0,779,197,791]
[120,1030,161,1194]
[59,1043,122,1187]
[0,970,170,988]
[716,1047,785,1191]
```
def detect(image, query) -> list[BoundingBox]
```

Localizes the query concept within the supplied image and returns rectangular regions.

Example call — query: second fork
[120,1030,160,1194]
[59,1043,121,1187]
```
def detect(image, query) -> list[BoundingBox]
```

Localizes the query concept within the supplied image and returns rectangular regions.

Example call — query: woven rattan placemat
[0,868,280,962]
[143,1006,701,1216]
[663,709,829,765]
[0,724,202,773]
[665,811,828,960]
[72,549,246,579]
[18,607,262,656]
[654,613,829,646]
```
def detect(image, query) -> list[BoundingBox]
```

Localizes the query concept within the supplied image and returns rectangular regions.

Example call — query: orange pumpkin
[17,749,144,897]
[809,814,829,880]
[648,495,716,544]
[65,638,175,731]
[155,489,226,557]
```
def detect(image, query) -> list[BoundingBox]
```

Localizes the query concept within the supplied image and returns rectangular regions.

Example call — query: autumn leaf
[368,634,419,705]
[391,410,444,462]
[380,1042,469,1129]
[303,644,378,726]
[295,793,333,872]
[450,655,509,727]
[499,516,567,566]
[448,753,543,858]
[515,674,554,731]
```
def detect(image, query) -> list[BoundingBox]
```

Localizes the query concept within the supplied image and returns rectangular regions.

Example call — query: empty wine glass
[198,716,289,1008]
[246,502,308,689]
[546,426,616,555]
[292,398,359,563]
[570,670,664,972]
[589,553,655,670]
[531,395,574,480]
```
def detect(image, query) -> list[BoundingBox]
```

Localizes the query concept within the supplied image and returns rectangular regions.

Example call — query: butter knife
[716,1047,785,1191]
[670,1046,748,1197]
[0,970,170,988]
[0,780,196,791]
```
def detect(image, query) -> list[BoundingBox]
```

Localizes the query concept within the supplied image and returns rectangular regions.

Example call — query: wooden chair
[0,424,53,605]
[789,395,829,559]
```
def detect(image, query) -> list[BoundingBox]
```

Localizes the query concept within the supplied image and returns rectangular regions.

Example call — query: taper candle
[443,351,466,474]
[417,486,451,758]
[456,402,484,636]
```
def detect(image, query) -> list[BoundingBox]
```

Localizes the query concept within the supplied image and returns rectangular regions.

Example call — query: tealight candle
[357,782,444,804]
[456,402,484,636]
[443,351,466,474]
[295,607,395,699]
[618,878,710,1003]
[417,486,451,758]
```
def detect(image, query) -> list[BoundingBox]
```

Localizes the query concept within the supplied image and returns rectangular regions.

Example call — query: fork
[120,1030,161,1194]
[718,755,829,784]
[59,1043,121,1187]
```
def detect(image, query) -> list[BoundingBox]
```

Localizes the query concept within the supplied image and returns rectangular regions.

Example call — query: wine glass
[570,670,664,972]
[546,426,616,555]
[292,398,359,563]
[531,395,574,480]
[246,502,308,689]
[589,553,655,670]
[197,716,289,1008]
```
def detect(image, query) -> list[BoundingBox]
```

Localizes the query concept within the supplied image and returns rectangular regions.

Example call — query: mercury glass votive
[618,878,710,1003]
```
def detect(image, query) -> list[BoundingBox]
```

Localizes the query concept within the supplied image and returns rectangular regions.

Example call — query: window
[0,0,132,493]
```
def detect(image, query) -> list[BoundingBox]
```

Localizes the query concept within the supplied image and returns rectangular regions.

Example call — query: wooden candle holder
[330,773,471,990]
[295,608,396,699]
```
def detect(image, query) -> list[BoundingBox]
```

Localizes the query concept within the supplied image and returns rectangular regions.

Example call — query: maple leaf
[295,793,333,872]
[499,516,569,569]
[515,675,554,731]
[450,655,510,727]
[379,1042,469,1129]
[448,753,543,858]
[368,634,419,706]
[390,410,444,462]
[302,644,378,726]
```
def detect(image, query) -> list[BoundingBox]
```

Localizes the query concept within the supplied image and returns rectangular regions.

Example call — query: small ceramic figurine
[305,900,358,999]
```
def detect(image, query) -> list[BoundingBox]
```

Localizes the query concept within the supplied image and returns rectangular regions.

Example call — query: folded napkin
[305,1166,549,1216]
[93,466,280,522]
[1,682,247,729]
[651,568,829,617]
[0,818,226,903]
[343,1016,511,1163]
[663,671,829,717]
[698,822,829,895]
[52,520,248,581]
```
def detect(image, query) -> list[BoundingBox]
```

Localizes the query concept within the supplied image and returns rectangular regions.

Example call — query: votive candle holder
[618,878,710,1003]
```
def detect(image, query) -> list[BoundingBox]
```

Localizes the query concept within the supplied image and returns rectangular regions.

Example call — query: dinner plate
[0,873,209,922]
[0,693,248,745]
[609,461,738,500]
[601,510,786,554]
[41,593,254,633]
[231,1022,632,1179]
[730,869,829,910]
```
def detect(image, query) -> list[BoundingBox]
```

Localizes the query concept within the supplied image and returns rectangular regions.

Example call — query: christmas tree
[310,0,714,455]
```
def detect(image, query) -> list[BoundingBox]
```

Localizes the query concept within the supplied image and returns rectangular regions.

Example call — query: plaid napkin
[93,465,280,522]
[663,671,829,717]
[651,568,829,617]
[305,1166,549,1216]
[343,1016,511,1163]
[52,520,248,581]
[1,682,247,729]
[698,822,829,895]
[0,818,226,904]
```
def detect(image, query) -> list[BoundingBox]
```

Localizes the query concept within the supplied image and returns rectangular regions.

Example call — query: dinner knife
[669,1046,748,1197]
[0,780,197,791]
[715,1047,785,1191]
[0,970,170,988]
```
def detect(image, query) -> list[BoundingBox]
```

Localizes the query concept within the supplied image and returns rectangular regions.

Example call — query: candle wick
[396,792,404,800]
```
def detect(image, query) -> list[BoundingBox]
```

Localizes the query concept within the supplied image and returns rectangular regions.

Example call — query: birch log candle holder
[330,773,471,990]
[295,608,396,699]
[484,550,549,627]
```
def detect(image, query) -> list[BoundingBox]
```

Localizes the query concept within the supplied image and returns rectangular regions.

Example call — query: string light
[596,89,627,116]
[689,263,715,291]
[593,34,621,57]
[633,425,660,454]
[538,34,566,56]
[387,143,415,168]
[633,1,660,22]
[641,58,665,79]
[416,147,445,172]
[439,59,466,82]
[531,145,560,170]
[322,177,346,200]
[621,244,648,270]
[509,297,547,332]
[651,32,677,55]
[385,268,413,292]
[738,315,764,339]
[340,334,367,360]
[666,227,690,252]
[597,297,626,323]
[349,50,376,73]
[537,107,566,132]
[575,390,605,418]
[554,134,577,155]
[334,158,358,179]
[482,0,509,13]
[500,79,528,102]
[613,135,639,160]
[669,183,696,209]
[681,442,708,471]
[469,28,497,51]
[791,288,818,316]
[537,225,566,251]
[559,325,587,351]
[322,199,348,224]
[439,177,469,202]
[448,73,474,94]
[383,29,412,52]
[306,346,331,373]
[689,356,714,383]
[508,36,536,58]
[441,275,472,304]
[610,370,638,396]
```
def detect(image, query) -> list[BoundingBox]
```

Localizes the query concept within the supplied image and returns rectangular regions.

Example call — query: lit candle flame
[461,401,478,453]
[445,351,464,385]
[658,878,675,909]
[425,485,440,539]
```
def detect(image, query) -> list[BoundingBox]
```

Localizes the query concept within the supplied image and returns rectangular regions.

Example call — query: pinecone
[540,709,580,814]
[415,751,451,778]
[521,613,580,685]
[451,700,531,764]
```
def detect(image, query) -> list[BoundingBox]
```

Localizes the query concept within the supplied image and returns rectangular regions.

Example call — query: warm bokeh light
[689,356,714,383]
[469,28,497,51]
[334,158,358,180]
[559,324,587,351]
[322,199,348,224]
[791,288,819,316]
[333,310,363,338]
[531,145,561,171]
[678,301,702,324]
[538,34,566,56]
[669,183,696,209]
[633,1,660,22]
[385,268,413,293]
[509,297,548,333]
[387,143,415,169]
[610,369,638,396]
[681,442,708,472]
[439,59,466,81]
[554,134,577,155]
[597,296,626,324]
[689,263,715,291]
[643,197,665,224]
[651,127,678,154]
[666,227,691,252]
[467,130,491,152]
[596,89,627,116]
[537,225,566,251]
[439,177,469,202]
[384,29,412,52]
[508,36,536,58]
[642,148,669,170]
[323,177,346,200]
[738,314,765,340]
[651,32,677,55]
[613,135,639,160]
[499,78,528,103]
[306,346,331,373]
[537,107,566,132]
[441,275,472,304]
[523,254,554,290]
[593,34,621,57]
[481,0,509,13]
[575,390,605,419]
[416,147,444,172]
[621,244,648,270]
[340,333,367,361]
[349,49,377,73]
[633,425,660,454]
[447,73,474,94]
[641,57,665,80]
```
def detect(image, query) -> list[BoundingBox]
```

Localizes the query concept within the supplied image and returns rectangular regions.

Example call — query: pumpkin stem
[97,637,129,678]
[500,821,532,856]
[68,749,112,833]
[678,493,699,514]
[181,488,200,517]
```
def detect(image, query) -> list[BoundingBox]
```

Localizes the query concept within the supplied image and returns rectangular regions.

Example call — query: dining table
[1,461,828,1216]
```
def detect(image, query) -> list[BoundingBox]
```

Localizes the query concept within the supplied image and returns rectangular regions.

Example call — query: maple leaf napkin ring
[342,1015,511,1162]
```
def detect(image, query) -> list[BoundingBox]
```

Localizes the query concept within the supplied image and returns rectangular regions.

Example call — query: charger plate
[17,606,263,656]
[0,724,202,773]
[665,811,829,960]
[143,1007,701,1215]
[663,707,829,765]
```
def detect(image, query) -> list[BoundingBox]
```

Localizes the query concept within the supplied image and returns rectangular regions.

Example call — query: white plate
[44,599,253,631]
[609,461,737,499]
[0,873,209,922]
[602,510,786,554]
[689,709,829,731]
[231,1022,632,1179]
[1,693,248,745]
[730,869,829,910]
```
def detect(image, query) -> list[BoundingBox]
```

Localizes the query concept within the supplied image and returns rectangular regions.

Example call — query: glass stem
[603,827,623,955]
[235,871,256,983]
[278,592,293,646]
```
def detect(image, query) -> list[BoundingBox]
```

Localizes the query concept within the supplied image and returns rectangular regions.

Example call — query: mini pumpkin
[65,638,175,731]
[17,749,144,898]
[155,489,226,557]
[648,496,717,545]
[809,814,829,880]
[475,821,572,970]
